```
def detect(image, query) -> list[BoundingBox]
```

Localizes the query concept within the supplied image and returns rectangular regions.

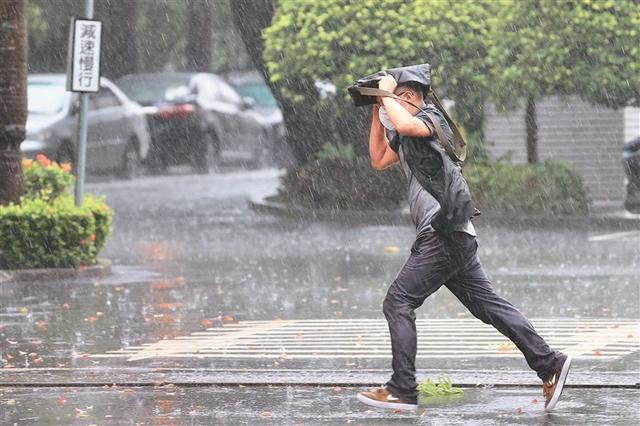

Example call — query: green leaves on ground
[418,376,464,398]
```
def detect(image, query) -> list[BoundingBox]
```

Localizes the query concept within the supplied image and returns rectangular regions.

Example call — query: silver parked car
[22,74,151,178]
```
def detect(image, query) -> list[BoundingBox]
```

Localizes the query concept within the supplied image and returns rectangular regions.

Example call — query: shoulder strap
[426,90,467,162]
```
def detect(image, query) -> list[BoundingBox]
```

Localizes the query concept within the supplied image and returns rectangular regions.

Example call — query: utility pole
[73,0,96,206]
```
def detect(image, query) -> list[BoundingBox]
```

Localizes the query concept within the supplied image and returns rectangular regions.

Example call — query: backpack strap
[426,90,467,162]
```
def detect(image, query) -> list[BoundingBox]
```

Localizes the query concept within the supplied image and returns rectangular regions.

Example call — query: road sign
[67,18,102,93]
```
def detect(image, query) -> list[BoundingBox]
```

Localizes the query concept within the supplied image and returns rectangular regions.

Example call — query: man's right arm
[369,104,399,170]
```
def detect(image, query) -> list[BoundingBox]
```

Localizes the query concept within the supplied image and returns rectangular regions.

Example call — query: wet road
[1,168,638,369]
[1,167,639,423]
[2,385,639,425]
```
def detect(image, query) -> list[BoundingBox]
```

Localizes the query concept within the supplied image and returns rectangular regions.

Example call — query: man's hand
[378,75,397,93]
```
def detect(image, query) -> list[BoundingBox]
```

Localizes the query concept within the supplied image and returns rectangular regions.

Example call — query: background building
[485,97,640,210]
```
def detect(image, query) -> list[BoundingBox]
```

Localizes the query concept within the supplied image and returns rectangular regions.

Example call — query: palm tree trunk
[97,0,139,80]
[0,0,27,205]
[525,93,539,164]
[185,0,213,72]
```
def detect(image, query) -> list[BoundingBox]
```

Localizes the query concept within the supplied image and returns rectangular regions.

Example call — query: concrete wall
[484,97,634,208]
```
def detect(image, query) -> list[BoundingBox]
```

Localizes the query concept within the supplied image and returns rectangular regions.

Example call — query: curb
[0,258,112,284]
[1,368,637,388]
[248,196,410,225]
[249,196,640,228]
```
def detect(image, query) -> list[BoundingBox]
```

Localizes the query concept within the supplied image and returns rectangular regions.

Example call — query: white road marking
[91,318,640,361]
[588,230,640,242]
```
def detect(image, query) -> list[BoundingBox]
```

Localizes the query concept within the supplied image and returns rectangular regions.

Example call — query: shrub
[465,159,589,215]
[0,156,113,269]
[279,144,405,210]
[23,155,74,201]
[278,145,588,215]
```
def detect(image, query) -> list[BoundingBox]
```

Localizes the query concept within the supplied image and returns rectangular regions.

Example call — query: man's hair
[395,81,426,100]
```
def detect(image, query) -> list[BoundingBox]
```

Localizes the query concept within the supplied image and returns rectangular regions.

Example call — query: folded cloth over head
[347,63,431,107]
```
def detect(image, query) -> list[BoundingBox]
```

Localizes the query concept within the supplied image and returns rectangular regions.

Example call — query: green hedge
[0,156,113,269]
[279,147,588,215]
[465,160,589,215]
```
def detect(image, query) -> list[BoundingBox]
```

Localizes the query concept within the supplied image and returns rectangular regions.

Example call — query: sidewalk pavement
[2,384,638,425]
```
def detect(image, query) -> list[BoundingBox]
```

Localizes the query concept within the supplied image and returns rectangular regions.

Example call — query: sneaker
[356,387,418,411]
[543,354,572,412]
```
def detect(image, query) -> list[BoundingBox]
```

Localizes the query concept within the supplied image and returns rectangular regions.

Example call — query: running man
[356,74,572,412]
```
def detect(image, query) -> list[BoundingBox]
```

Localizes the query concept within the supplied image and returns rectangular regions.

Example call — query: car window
[234,82,278,109]
[27,81,68,115]
[90,88,121,110]
[116,75,193,105]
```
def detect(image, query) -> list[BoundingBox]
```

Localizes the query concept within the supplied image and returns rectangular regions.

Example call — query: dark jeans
[383,231,561,404]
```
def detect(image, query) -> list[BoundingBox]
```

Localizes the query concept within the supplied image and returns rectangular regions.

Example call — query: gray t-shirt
[389,110,476,237]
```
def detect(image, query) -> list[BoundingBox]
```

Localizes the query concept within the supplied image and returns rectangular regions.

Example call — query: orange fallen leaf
[260,411,272,417]
[516,407,524,414]
[222,315,236,324]
[57,396,66,406]
[201,319,214,328]
[33,357,44,365]
[531,398,538,404]
[393,408,402,413]
[62,303,70,310]
[84,316,98,324]
[594,351,601,356]
[334,386,342,392]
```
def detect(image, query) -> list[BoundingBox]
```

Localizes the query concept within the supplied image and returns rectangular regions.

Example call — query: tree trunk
[230,0,329,164]
[525,93,539,164]
[0,0,27,205]
[185,0,213,72]
[96,0,139,80]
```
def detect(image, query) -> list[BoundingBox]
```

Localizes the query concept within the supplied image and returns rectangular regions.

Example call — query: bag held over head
[347,63,466,162]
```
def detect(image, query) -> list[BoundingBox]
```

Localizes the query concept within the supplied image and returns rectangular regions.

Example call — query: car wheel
[194,131,220,174]
[146,144,168,175]
[119,139,142,180]
[249,131,272,169]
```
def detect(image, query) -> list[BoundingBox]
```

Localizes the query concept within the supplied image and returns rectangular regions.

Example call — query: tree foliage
[490,0,639,110]
[264,0,498,140]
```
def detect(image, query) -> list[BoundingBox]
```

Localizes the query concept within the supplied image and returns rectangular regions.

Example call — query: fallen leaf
[222,315,236,324]
[516,407,524,414]
[201,319,214,328]
[84,316,98,324]
[260,411,272,417]
[383,246,400,253]
[531,398,538,404]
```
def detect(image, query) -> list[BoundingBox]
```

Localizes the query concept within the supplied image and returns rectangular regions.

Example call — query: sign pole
[74,0,95,207]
